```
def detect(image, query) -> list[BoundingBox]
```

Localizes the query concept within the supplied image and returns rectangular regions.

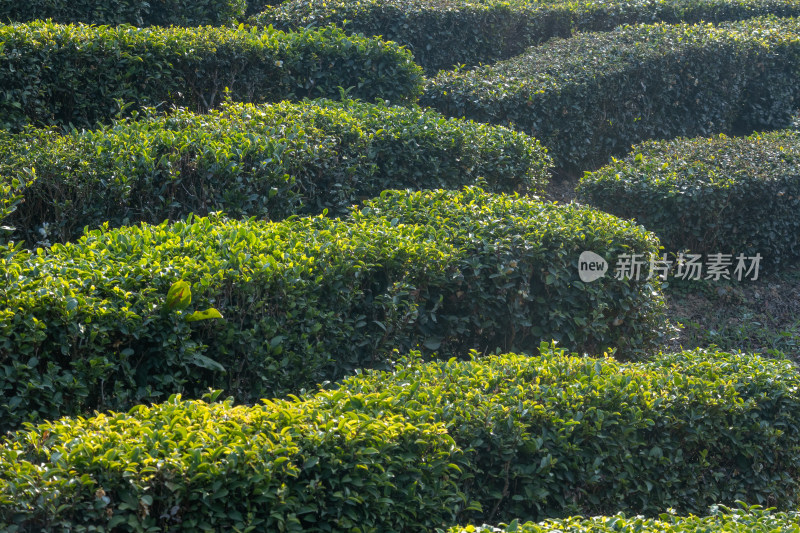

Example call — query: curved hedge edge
[0,394,468,531]
[0,22,424,132]
[576,129,800,269]
[252,0,800,73]
[335,344,800,522]
[422,16,800,172]
[442,504,800,532]
[351,187,669,359]
[0,0,246,27]
[0,98,550,245]
[3,346,800,528]
[0,190,666,432]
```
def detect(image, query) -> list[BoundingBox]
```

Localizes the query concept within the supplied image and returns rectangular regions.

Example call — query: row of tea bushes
[446,506,800,533]
[0,188,665,432]
[0,0,246,27]
[351,189,667,357]
[340,346,800,522]
[253,0,800,73]
[0,22,423,132]
[0,99,549,245]
[577,130,800,268]
[3,347,800,529]
[0,394,467,531]
[0,0,288,26]
[423,16,800,172]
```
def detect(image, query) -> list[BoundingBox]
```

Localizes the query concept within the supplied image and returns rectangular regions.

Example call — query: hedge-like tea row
[577,130,800,268]
[0,22,423,132]
[3,347,800,529]
[0,189,665,431]
[423,16,800,171]
[253,0,800,73]
[337,346,800,522]
[0,0,246,27]
[353,188,667,359]
[446,506,800,532]
[0,395,467,531]
[0,99,549,245]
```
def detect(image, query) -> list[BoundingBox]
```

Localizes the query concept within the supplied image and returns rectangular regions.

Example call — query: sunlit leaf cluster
[3,346,800,529]
[0,189,664,432]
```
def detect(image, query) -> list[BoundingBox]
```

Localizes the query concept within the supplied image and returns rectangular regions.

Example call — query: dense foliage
[0,185,20,247]
[4,0,800,528]
[353,188,667,358]
[446,505,800,532]
[0,394,466,531]
[0,21,422,132]
[577,130,800,268]
[340,346,800,522]
[0,0,247,26]
[3,347,800,529]
[253,0,800,73]
[0,189,665,431]
[246,0,286,17]
[0,99,549,244]
[423,16,800,171]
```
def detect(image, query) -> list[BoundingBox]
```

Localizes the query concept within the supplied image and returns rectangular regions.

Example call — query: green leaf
[423,337,443,350]
[191,354,226,372]
[166,280,192,311]
[186,308,224,322]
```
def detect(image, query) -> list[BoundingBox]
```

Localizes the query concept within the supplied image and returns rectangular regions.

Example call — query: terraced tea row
[7,0,797,49]
[448,507,800,533]
[255,0,800,72]
[0,0,295,26]
[2,347,799,530]
[4,16,800,174]
[424,16,800,171]
[0,22,422,132]
[0,189,665,431]
[2,3,800,531]
[0,99,549,244]
[0,0,248,26]
[578,129,800,268]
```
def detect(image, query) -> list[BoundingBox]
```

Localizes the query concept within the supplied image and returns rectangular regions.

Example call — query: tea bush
[577,130,800,268]
[0,184,20,247]
[252,0,800,73]
[3,347,800,529]
[423,16,800,171]
[0,214,449,431]
[246,0,286,17]
[0,395,467,531]
[445,505,800,532]
[0,99,549,244]
[0,0,246,26]
[353,188,667,359]
[0,189,665,431]
[0,21,423,132]
[339,346,800,522]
